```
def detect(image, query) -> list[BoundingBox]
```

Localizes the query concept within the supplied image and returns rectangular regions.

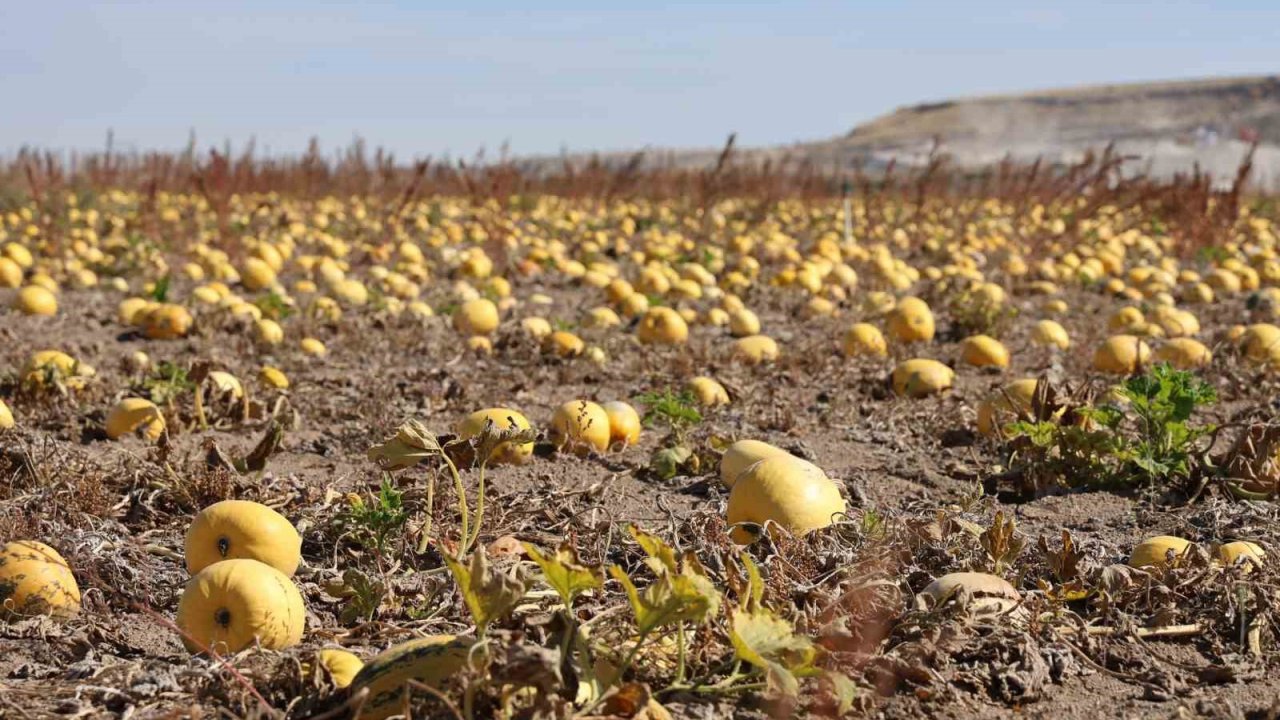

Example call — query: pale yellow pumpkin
[550,400,611,455]
[0,541,81,619]
[185,500,302,576]
[455,408,535,464]
[727,455,846,544]
[175,559,305,654]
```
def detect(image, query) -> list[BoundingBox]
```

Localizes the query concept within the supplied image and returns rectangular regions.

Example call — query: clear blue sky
[1,1,1276,159]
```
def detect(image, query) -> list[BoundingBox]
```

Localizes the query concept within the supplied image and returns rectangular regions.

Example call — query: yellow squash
[686,376,730,407]
[887,297,934,343]
[602,401,642,448]
[0,541,81,619]
[726,455,846,544]
[637,307,689,345]
[311,648,365,688]
[719,439,790,488]
[350,635,475,720]
[1092,335,1151,374]
[842,323,887,357]
[550,400,611,455]
[455,408,535,464]
[13,285,57,316]
[105,397,166,440]
[185,500,302,576]
[975,378,1039,437]
[891,358,954,398]
[175,559,305,654]
[959,335,1010,369]
[453,298,500,335]
[732,334,779,365]
[1128,535,1191,569]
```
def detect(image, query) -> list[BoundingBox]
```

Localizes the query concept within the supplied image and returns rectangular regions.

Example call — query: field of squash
[2,152,1280,718]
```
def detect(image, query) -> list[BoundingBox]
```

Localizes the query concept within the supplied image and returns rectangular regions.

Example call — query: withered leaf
[446,550,530,634]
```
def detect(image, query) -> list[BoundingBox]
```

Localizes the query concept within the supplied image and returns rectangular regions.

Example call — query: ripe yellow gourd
[350,635,475,720]
[1042,298,1069,315]
[728,308,760,338]
[175,559,305,654]
[139,303,194,340]
[1031,320,1070,350]
[0,399,12,429]
[241,257,277,291]
[0,257,21,288]
[207,371,244,400]
[620,292,650,318]
[545,330,585,358]
[550,400,611,455]
[732,335,779,365]
[719,439,790,488]
[605,279,634,305]
[1152,307,1199,337]
[453,298,500,336]
[456,408,534,464]
[726,455,846,544]
[185,500,302,576]
[521,317,553,339]
[1128,535,1191,569]
[1092,335,1151,374]
[255,318,284,345]
[584,306,621,329]
[0,541,81,619]
[14,285,57,316]
[887,297,934,343]
[842,323,887,358]
[891,358,954,398]
[959,335,1010,369]
[1218,541,1264,569]
[118,297,153,325]
[1206,268,1241,294]
[332,278,370,306]
[976,378,1039,437]
[1107,306,1145,333]
[686,376,729,407]
[602,401,642,448]
[407,301,434,319]
[466,335,493,354]
[22,350,94,391]
[105,398,166,440]
[312,648,364,688]
[1153,338,1212,369]
[259,366,290,389]
[300,337,328,356]
[637,307,689,345]
[1241,324,1280,365]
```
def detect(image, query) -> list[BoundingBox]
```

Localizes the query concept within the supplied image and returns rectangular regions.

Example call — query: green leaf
[729,608,815,673]
[523,541,604,609]
[445,550,529,634]
[609,527,721,635]
[630,525,679,576]
[650,445,693,480]
[149,274,170,302]
[608,565,719,635]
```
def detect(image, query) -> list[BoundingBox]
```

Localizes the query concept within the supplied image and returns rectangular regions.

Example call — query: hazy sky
[2,1,1276,159]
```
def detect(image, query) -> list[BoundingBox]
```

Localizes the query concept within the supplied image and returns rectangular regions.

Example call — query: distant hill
[538,75,1280,190]
[846,75,1280,149]
[830,75,1280,189]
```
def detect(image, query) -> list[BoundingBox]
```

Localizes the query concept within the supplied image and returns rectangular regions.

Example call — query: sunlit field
[2,145,1280,718]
